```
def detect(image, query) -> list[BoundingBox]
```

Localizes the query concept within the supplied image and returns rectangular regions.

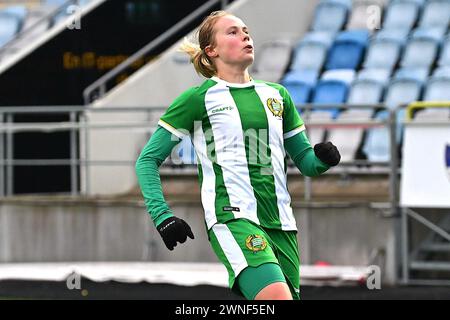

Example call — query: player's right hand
[157,216,195,250]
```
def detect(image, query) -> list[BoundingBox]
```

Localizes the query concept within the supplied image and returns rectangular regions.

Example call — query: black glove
[314,142,341,166]
[157,216,194,251]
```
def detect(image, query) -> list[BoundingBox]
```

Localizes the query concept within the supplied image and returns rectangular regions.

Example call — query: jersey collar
[211,76,255,88]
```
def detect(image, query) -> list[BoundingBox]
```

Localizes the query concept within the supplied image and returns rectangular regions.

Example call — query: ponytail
[178,10,230,78]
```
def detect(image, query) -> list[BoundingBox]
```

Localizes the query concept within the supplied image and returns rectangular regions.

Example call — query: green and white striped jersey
[158,76,305,231]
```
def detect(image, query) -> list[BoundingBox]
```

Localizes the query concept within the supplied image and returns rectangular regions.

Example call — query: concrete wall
[82,0,319,195]
[0,196,398,284]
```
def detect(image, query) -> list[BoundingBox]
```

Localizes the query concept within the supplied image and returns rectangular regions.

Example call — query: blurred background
[0,0,449,299]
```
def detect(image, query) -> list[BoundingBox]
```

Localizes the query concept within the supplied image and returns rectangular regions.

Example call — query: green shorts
[208,218,300,300]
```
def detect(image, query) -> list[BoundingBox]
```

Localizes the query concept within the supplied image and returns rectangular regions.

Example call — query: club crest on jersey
[446,144,450,182]
[245,234,267,252]
[267,98,283,119]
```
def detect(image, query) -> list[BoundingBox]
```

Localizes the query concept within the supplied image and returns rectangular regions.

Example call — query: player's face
[207,15,254,67]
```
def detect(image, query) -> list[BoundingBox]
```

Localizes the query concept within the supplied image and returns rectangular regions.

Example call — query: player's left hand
[314,142,341,167]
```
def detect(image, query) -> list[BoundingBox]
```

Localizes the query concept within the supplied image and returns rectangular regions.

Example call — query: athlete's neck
[215,66,251,84]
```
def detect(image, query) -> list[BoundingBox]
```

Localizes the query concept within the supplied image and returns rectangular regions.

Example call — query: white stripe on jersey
[254,82,297,231]
[211,224,248,277]
[284,125,306,140]
[192,122,217,228]
[204,83,260,226]
[158,119,187,139]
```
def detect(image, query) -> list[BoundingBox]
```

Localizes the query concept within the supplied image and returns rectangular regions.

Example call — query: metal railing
[0,103,399,202]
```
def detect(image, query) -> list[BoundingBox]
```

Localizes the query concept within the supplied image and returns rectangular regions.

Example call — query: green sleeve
[158,86,202,138]
[284,131,330,177]
[135,125,182,227]
[280,85,305,136]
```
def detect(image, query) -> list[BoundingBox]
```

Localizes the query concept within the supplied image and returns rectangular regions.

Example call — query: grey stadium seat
[423,67,450,101]
[418,0,450,31]
[363,29,408,71]
[382,0,423,32]
[400,27,445,70]
[290,31,334,71]
[251,38,292,83]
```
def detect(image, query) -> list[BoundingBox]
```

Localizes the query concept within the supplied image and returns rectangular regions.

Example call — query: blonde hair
[179,10,231,78]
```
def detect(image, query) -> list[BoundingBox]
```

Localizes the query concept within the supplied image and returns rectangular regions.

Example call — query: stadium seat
[281,69,319,105]
[400,27,445,70]
[0,8,23,48]
[362,110,391,162]
[362,68,425,161]
[347,78,385,105]
[438,35,450,66]
[363,29,407,71]
[325,30,370,70]
[312,70,355,118]
[327,109,374,162]
[290,31,334,71]
[418,0,450,31]
[382,0,423,31]
[311,0,352,32]
[357,68,391,83]
[251,39,292,83]
[386,68,426,110]
[423,67,450,101]
[1,5,27,22]
[321,69,356,83]
[393,67,429,83]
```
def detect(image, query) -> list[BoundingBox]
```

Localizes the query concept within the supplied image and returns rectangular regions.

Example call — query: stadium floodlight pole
[83,0,222,105]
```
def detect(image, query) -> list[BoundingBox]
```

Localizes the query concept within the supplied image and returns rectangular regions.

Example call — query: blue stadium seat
[418,0,450,31]
[362,67,426,161]
[400,27,445,70]
[363,29,408,71]
[0,7,23,47]
[424,67,450,101]
[290,31,334,71]
[325,30,370,70]
[357,68,391,83]
[281,69,319,105]
[438,35,450,66]
[312,69,355,118]
[312,81,349,113]
[386,68,426,109]
[312,0,352,32]
[347,80,384,104]
[1,5,27,21]
[383,0,422,31]
[362,110,391,162]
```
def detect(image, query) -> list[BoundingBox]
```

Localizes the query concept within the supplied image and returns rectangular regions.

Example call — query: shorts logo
[245,234,267,252]
[267,98,283,119]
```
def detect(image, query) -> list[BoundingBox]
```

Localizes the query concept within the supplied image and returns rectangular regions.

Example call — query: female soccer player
[135,11,340,300]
